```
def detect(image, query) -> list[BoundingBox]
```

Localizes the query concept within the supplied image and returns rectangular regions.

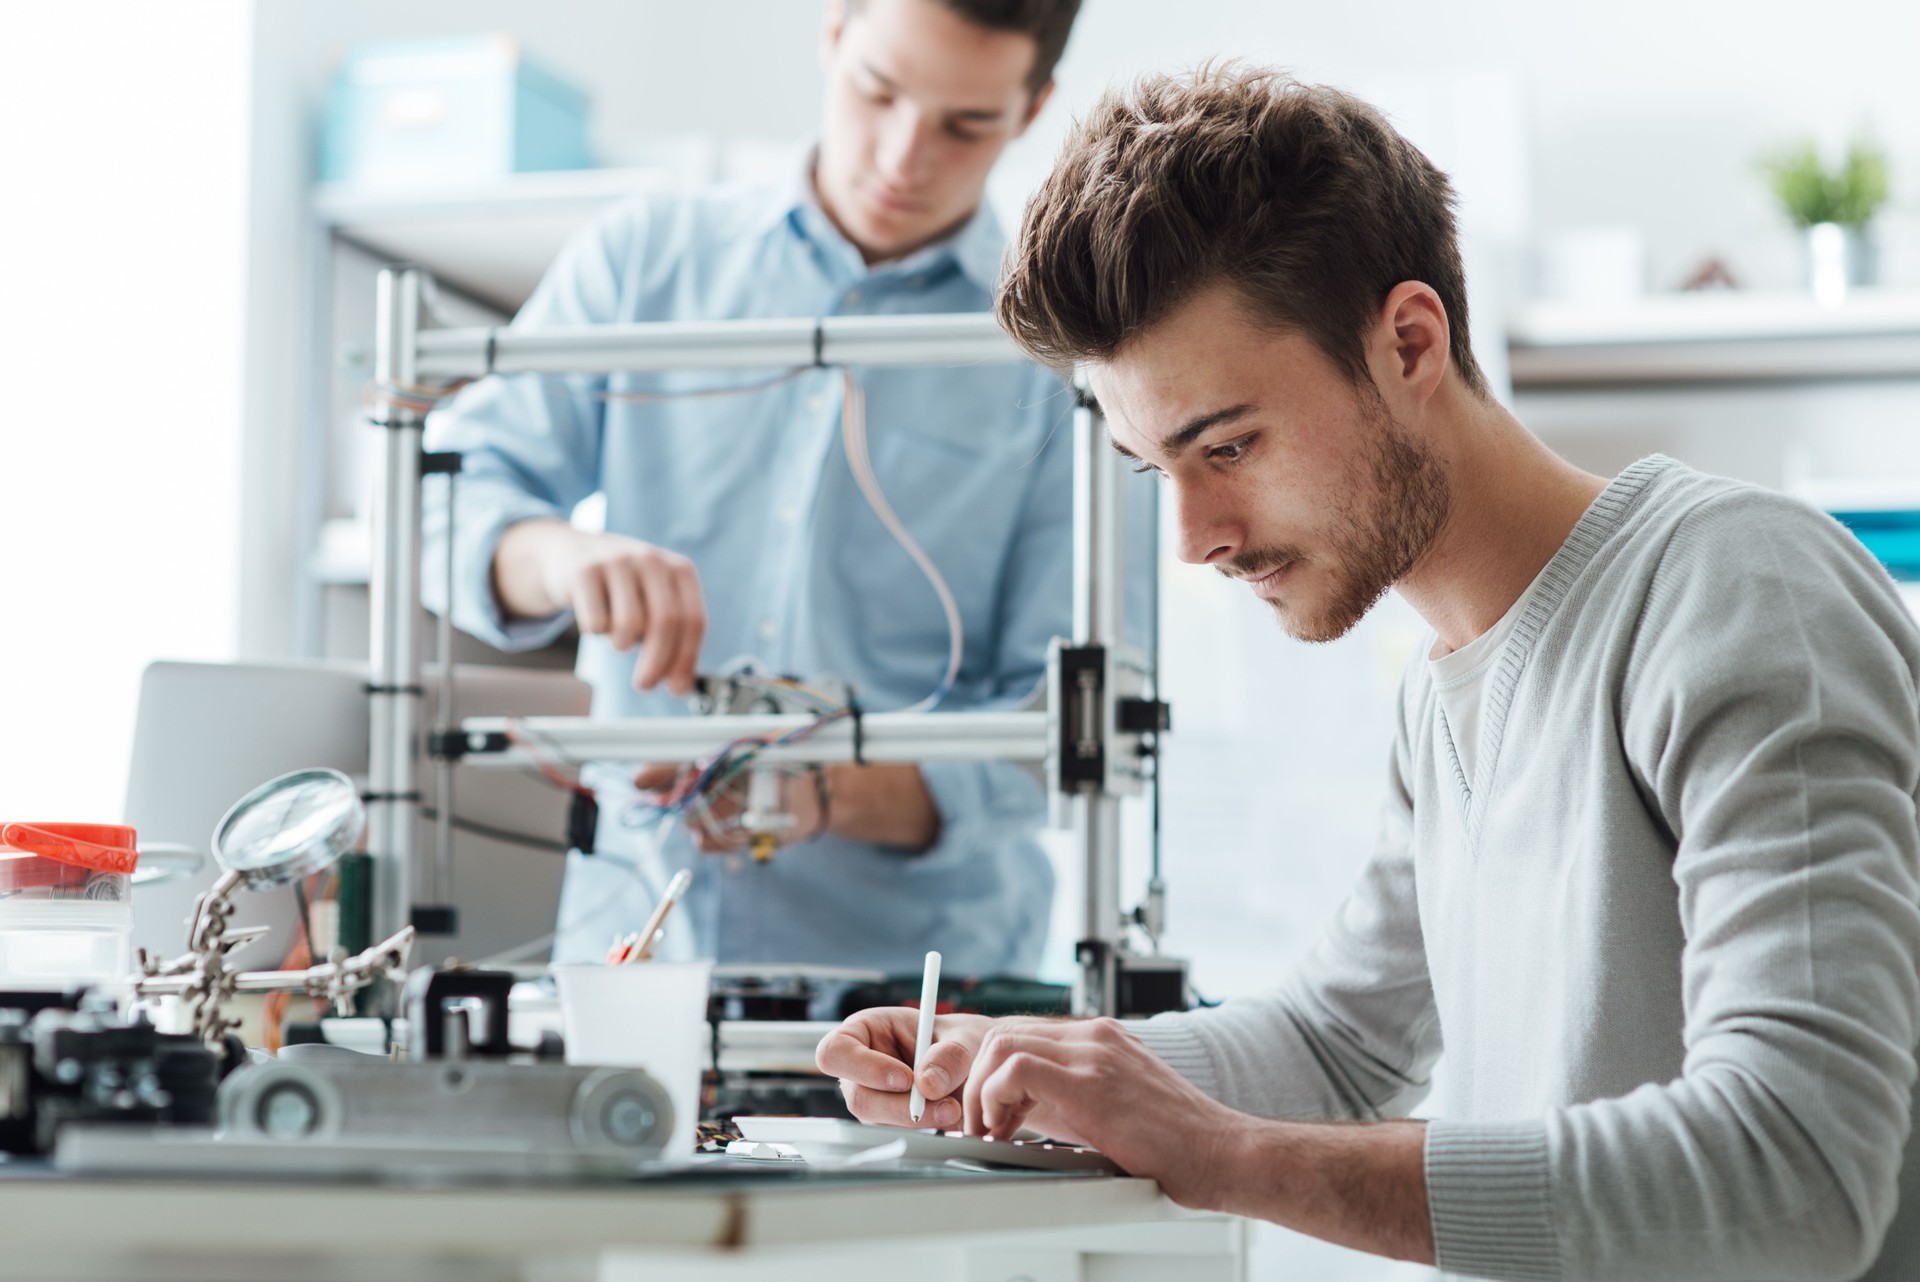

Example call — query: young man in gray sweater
[816,65,1920,1281]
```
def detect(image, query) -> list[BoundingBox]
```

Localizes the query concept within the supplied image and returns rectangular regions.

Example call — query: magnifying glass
[210,768,365,890]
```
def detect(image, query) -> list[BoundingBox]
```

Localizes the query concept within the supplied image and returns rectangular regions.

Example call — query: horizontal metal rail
[453,709,1051,768]
[414,312,1023,378]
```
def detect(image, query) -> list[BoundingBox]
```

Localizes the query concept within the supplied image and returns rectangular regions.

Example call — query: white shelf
[1507,288,1920,387]
[312,516,372,587]
[313,167,674,312]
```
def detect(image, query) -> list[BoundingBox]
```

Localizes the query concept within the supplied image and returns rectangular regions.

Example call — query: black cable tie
[847,691,866,766]
[484,328,498,376]
[363,684,426,696]
[812,319,826,368]
[360,791,424,804]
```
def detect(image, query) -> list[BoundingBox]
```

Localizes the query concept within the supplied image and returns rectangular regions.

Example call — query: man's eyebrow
[1159,404,1257,456]
[861,61,1008,122]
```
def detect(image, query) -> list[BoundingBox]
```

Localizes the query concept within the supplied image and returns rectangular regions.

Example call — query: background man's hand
[494,520,706,694]
[631,763,823,854]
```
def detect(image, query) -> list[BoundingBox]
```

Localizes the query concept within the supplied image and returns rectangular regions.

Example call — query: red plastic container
[0,823,138,898]
[0,823,137,984]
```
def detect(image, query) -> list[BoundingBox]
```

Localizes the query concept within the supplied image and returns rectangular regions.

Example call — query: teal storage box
[1829,508,1920,581]
[320,35,593,186]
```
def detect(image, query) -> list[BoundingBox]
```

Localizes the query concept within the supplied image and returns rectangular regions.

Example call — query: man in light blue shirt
[424,0,1087,976]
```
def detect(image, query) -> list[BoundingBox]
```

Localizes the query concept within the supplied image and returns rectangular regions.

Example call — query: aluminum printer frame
[365,266,1176,1017]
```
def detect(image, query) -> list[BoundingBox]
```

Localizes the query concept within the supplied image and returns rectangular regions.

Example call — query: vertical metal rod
[1072,380,1125,1016]
[293,211,335,660]
[369,266,425,945]
[434,471,457,908]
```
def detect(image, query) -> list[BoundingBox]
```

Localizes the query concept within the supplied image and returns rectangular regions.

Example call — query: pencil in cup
[607,868,694,965]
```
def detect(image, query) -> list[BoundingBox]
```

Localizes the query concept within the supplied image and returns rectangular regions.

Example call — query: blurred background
[2,5,1918,1275]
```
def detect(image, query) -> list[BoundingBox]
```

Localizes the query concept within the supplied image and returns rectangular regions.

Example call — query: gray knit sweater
[1131,457,1920,1281]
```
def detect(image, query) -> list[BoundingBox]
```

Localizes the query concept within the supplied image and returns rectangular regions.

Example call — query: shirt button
[759,620,779,641]
[844,288,864,307]
[808,394,826,413]
[779,507,800,525]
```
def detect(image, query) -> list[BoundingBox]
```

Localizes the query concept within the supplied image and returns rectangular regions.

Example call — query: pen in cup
[908,949,941,1124]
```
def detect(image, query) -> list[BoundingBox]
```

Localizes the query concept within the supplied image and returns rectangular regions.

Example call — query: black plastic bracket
[1056,645,1106,791]
[421,450,463,476]
[410,905,459,937]
[568,792,599,856]
[1118,698,1172,734]
[427,729,510,761]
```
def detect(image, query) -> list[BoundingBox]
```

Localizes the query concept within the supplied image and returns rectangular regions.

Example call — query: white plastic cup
[553,961,713,1158]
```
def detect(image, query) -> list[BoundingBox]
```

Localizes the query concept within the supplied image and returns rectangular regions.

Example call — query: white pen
[908,949,942,1124]
[627,867,694,964]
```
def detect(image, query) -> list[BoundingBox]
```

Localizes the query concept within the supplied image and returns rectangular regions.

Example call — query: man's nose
[1169,482,1236,567]
[876,105,934,186]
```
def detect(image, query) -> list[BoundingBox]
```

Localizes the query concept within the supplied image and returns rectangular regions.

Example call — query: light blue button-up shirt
[423,161,1080,977]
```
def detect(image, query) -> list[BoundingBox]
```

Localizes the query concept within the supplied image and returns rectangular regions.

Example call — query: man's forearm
[821,764,941,852]
[1214,1119,1434,1266]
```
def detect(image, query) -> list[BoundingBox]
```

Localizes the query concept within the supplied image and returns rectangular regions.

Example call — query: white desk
[0,1167,1244,1282]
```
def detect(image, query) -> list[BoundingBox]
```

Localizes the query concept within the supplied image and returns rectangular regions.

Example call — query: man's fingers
[631,764,678,792]
[977,1051,1077,1140]
[841,1082,963,1130]
[963,1028,1065,1137]
[667,559,707,696]
[915,1038,974,1101]
[571,565,612,637]
[816,1026,913,1090]
[604,564,647,652]
[629,557,684,690]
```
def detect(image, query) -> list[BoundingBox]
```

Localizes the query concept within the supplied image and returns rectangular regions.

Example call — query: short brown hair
[997,64,1489,398]
[848,0,1081,96]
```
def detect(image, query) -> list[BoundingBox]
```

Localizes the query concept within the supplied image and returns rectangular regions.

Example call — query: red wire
[505,724,596,798]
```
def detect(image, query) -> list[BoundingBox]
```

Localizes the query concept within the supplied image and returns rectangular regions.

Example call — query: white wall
[240,0,1920,654]
[0,3,251,819]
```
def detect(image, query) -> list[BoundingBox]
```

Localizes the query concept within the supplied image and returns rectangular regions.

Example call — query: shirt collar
[764,146,1007,293]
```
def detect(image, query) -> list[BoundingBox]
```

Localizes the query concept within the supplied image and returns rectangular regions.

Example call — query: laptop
[123,660,591,969]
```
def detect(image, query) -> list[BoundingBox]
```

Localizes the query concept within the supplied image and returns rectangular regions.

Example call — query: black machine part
[0,1004,220,1156]
[402,966,515,1061]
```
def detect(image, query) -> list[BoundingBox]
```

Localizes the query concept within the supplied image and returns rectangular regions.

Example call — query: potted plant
[1761,138,1891,303]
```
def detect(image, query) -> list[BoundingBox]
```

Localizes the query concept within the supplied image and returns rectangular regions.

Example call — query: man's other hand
[495,520,706,695]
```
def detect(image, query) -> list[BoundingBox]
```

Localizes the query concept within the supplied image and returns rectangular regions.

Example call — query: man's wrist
[1203,1115,1284,1218]
[818,764,940,852]
[492,518,577,619]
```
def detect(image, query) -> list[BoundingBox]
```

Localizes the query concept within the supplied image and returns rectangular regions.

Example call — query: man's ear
[1017,79,1055,135]
[1373,281,1450,409]
[820,0,848,71]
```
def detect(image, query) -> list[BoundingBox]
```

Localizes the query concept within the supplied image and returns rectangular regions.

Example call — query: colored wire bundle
[623,688,852,847]
[839,369,965,711]
[366,378,472,418]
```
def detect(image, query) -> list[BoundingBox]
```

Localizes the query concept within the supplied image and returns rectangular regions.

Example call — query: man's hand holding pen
[816,1008,1244,1210]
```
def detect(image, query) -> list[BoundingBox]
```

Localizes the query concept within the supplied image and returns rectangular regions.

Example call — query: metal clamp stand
[132,870,415,1049]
